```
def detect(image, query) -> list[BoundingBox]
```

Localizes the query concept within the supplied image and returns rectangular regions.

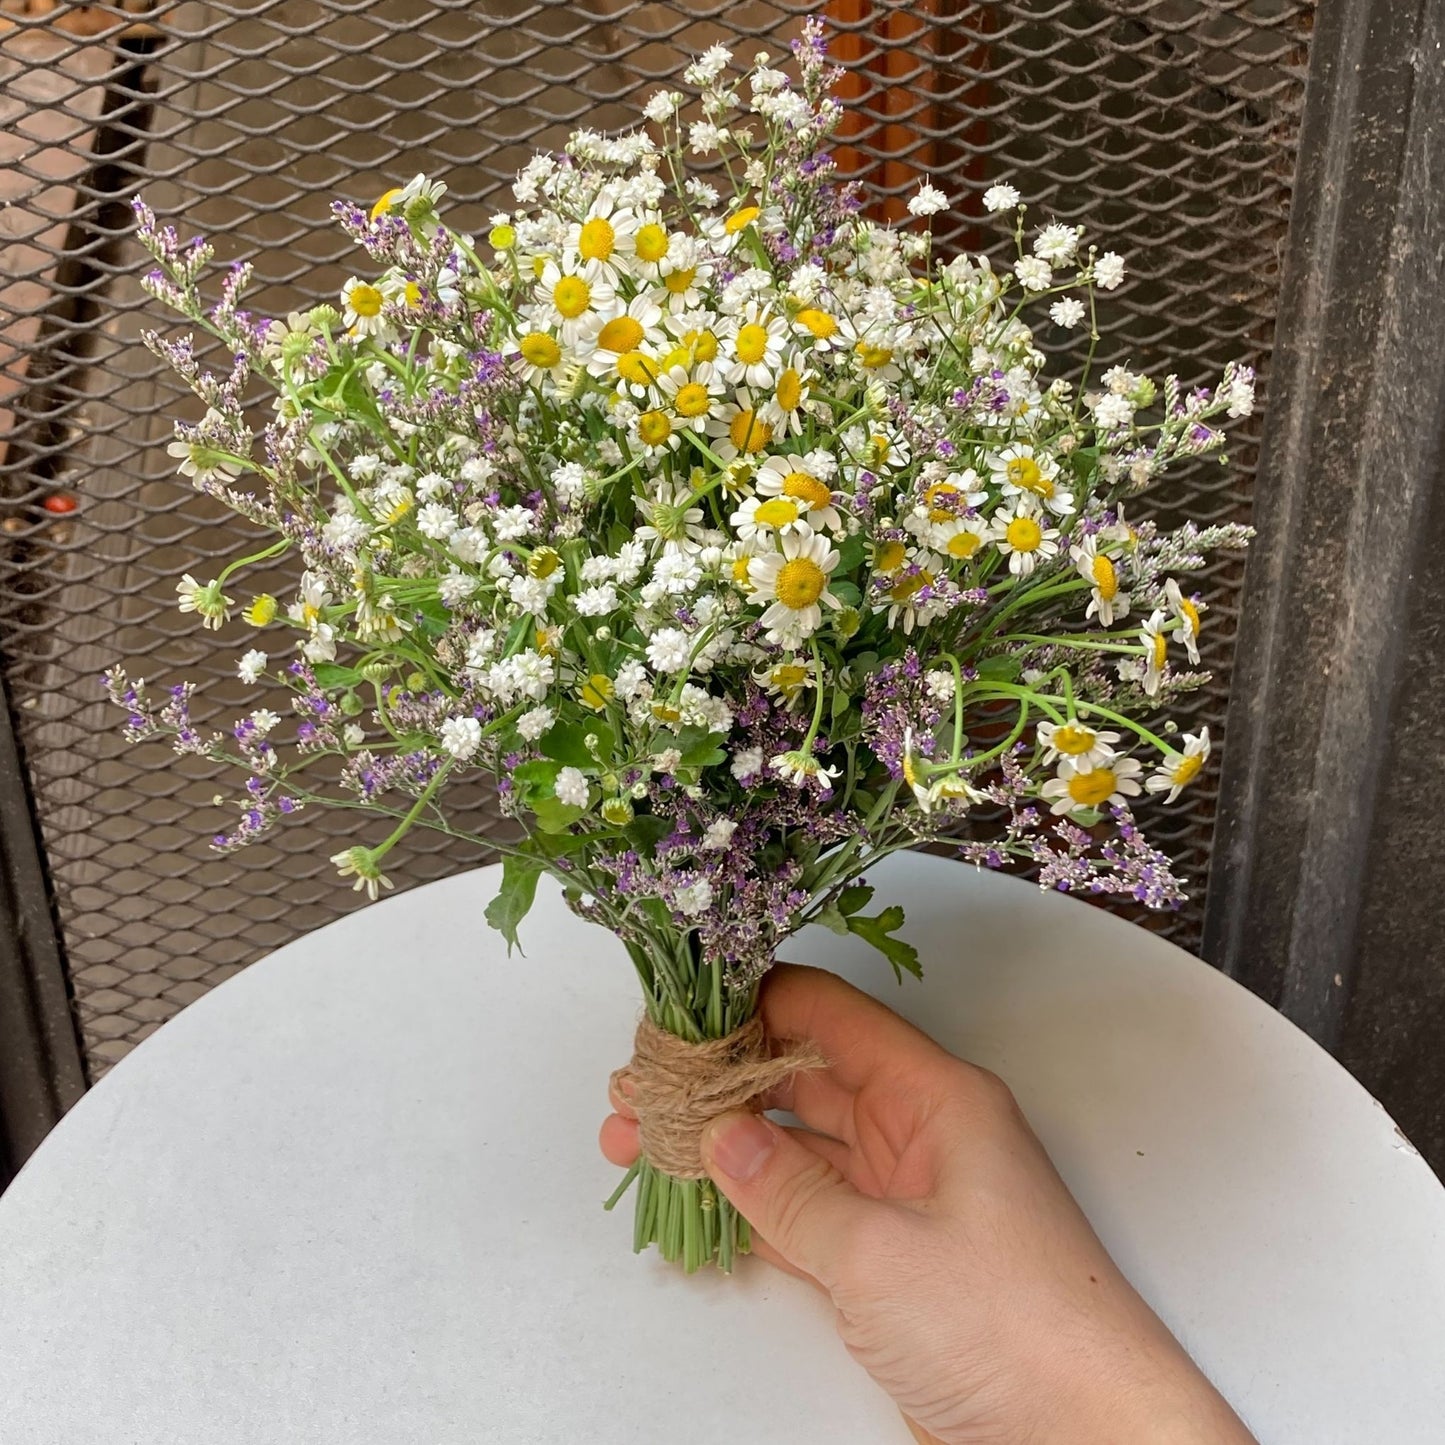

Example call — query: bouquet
[107,20,1253,1272]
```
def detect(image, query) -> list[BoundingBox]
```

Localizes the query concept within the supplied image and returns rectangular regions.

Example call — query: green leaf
[829,580,861,609]
[837,533,867,573]
[484,853,543,953]
[540,720,605,769]
[846,904,923,984]
[531,796,587,833]
[975,654,1023,682]
[311,663,363,689]
[837,883,874,916]
[510,759,560,793]
[814,900,850,936]
[624,813,672,855]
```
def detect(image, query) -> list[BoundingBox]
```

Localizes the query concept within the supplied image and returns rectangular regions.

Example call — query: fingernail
[705,1113,775,1181]
[616,1074,635,1101]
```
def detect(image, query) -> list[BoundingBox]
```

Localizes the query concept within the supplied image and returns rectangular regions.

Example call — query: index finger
[758,963,947,1138]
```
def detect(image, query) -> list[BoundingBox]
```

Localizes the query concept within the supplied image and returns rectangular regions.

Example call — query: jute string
[612,1015,825,1180]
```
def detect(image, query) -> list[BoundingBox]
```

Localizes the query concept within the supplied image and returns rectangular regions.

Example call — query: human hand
[600,963,1258,1445]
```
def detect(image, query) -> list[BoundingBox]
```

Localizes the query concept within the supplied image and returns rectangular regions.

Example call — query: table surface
[2,855,1443,1444]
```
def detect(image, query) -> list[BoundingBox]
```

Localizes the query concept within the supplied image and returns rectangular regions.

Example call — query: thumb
[701,1110,866,1285]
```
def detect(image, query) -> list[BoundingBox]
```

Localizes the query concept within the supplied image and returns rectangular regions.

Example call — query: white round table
[2,855,1442,1443]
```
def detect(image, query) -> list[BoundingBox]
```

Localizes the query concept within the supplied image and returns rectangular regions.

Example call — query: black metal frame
[1204,0,1445,1162]
[0,666,85,1189]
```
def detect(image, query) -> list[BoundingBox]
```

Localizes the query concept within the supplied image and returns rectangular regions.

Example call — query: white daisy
[566,192,639,282]
[1036,718,1120,774]
[719,307,788,388]
[535,259,616,348]
[1138,609,1169,697]
[989,443,1072,515]
[747,527,841,643]
[731,493,813,544]
[584,294,665,378]
[341,277,389,337]
[655,362,724,430]
[753,456,843,532]
[1145,728,1211,803]
[709,394,776,463]
[1040,755,1143,816]
[1165,578,1205,664]
[1073,537,1130,627]
[990,502,1060,577]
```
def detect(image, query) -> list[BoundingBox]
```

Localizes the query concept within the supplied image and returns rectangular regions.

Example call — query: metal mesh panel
[0,0,1310,1079]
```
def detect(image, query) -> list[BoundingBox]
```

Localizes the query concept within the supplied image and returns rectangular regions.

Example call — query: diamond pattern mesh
[0,0,1310,1079]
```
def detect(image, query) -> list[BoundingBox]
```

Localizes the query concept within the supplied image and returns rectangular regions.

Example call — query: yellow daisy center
[659,344,692,374]
[403,280,423,307]
[946,530,982,559]
[796,307,837,340]
[732,555,752,584]
[924,482,958,522]
[580,674,614,710]
[725,205,761,235]
[347,282,384,318]
[674,382,712,418]
[1006,456,1043,492]
[783,471,831,509]
[775,368,803,412]
[1152,632,1168,668]
[553,276,592,319]
[369,188,403,221]
[1067,768,1118,807]
[1005,517,1043,552]
[488,223,516,250]
[875,539,906,573]
[889,570,932,604]
[578,217,615,262]
[535,625,560,656]
[1179,597,1201,636]
[770,664,808,692]
[687,328,719,362]
[634,224,669,262]
[1092,555,1118,600]
[597,316,644,354]
[1170,752,1204,787]
[664,266,697,295]
[855,341,894,370]
[651,701,682,724]
[735,323,770,365]
[902,752,922,787]
[616,351,659,387]
[1051,724,1096,756]
[519,332,561,369]
[775,557,826,609]
[527,547,562,579]
[868,435,891,465]
[728,410,773,454]
[754,498,800,529]
[638,410,672,446]
[244,594,277,626]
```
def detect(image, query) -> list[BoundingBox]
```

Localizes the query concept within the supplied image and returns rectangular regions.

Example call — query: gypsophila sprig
[110,18,1253,1272]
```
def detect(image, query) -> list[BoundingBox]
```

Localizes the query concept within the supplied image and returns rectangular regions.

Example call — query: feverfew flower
[1146,728,1211,803]
[1040,755,1144,816]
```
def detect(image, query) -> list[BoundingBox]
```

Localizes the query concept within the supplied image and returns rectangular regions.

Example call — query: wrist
[1045,1335,1256,1445]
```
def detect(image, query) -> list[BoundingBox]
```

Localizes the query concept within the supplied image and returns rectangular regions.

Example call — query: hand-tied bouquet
[108,21,1253,1271]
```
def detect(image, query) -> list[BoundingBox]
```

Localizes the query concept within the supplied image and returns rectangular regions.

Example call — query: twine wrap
[613,1014,825,1180]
